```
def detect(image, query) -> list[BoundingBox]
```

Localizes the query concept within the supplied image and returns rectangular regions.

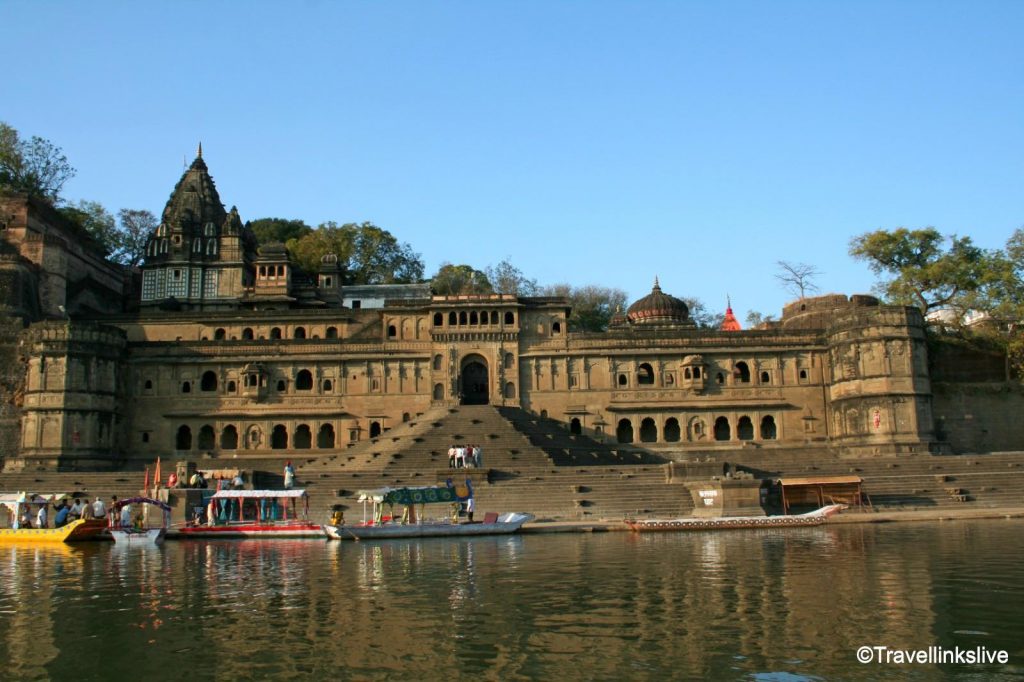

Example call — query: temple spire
[197,141,203,159]
[653,275,661,291]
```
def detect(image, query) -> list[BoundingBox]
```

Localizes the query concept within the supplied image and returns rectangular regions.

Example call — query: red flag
[144,467,150,492]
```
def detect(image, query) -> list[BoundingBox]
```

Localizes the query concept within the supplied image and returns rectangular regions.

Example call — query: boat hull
[0,518,108,544]
[169,522,325,539]
[110,528,166,545]
[324,513,534,540]
[625,505,845,533]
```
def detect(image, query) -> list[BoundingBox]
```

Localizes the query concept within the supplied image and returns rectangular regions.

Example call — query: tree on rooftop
[775,260,822,300]
[249,217,313,245]
[485,258,539,296]
[287,221,424,284]
[0,122,76,203]
[541,283,627,332]
[431,263,493,295]
[58,200,118,256]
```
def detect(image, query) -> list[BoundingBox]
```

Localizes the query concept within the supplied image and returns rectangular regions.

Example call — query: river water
[1,520,1022,681]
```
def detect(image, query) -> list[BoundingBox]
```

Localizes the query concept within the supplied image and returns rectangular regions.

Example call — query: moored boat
[170,489,323,539]
[108,496,171,545]
[624,504,846,532]
[0,493,108,543]
[323,481,533,541]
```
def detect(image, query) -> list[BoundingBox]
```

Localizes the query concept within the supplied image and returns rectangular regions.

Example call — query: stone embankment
[2,405,1023,526]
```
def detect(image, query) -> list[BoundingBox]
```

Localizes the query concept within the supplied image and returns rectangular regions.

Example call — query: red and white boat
[171,489,323,539]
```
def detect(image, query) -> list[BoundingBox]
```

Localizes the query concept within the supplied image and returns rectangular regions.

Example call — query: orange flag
[144,467,150,492]
[154,457,162,489]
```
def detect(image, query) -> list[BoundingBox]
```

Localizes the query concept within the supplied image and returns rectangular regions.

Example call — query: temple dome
[721,299,742,331]
[158,143,227,236]
[626,278,690,325]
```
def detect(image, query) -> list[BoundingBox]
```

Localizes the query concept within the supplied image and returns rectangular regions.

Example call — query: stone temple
[1,149,1022,519]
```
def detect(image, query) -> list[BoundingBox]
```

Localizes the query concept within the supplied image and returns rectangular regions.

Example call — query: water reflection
[0,523,1021,680]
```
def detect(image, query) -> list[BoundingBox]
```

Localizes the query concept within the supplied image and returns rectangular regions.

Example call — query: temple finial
[653,275,660,290]
[197,141,203,159]
[727,294,732,310]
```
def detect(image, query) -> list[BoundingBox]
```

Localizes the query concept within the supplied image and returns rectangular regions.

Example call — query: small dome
[608,305,627,327]
[626,278,690,325]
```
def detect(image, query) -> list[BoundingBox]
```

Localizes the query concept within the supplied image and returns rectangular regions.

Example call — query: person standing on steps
[284,461,296,489]
[466,496,475,523]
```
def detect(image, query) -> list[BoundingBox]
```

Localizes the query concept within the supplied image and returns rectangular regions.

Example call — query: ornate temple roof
[159,143,227,236]
[626,277,691,325]
[721,297,742,331]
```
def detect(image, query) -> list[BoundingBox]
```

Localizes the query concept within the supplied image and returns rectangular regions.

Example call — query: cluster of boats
[0,479,847,546]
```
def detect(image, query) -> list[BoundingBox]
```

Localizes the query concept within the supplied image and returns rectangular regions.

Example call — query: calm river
[1,520,1022,681]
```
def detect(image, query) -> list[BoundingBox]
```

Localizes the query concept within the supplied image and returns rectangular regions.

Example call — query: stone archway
[460,354,489,405]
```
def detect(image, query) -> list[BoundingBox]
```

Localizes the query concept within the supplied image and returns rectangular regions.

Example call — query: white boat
[108,496,171,545]
[324,512,535,540]
[624,504,846,532]
[323,481,533,541]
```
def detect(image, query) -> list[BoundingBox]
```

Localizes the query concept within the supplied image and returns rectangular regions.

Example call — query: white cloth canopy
[209,489,306,500]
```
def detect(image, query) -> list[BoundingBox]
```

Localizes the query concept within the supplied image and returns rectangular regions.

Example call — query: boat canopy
[209,489,307,500]
[358,479,473,506]
[111,496,171,512]
[0,492,62,506]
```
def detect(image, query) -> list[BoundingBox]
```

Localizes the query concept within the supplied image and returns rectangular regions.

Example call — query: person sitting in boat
[80,498,94,520]
[284,461,295,489]
[119,501,133,528]
[36,503,48,529]
[18,507,32,529]
[92,496,106,519]
[54,501,71,528]
[69,498,85,521]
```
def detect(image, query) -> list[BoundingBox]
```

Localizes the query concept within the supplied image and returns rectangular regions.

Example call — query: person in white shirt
[466,497,475,523]
[120,502,132,528]
[36,504,48,529]
[92,496,106,519]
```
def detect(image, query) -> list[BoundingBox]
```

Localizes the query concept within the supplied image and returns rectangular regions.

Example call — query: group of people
[166,470,245,490]
[15,495,128,529]
[447,444,483,469]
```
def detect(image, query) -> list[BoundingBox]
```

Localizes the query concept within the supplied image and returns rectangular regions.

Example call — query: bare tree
[775,261,822,299]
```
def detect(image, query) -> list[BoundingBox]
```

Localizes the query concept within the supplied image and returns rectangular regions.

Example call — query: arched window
[504,353,515,369]
[277,379,286,392]
[181,381,191,394]
[552,321,561,335]
[714,417,731,441]
[664,418,681,442]
[270,327,282,340]
[734,361,751,383]
[504,382,516,399]
[214,328,226,340]
[387,325,397,338]
[570,418,581,435]
[242,328,254,340]
[296,370,313,391]
[618,374,628,386]
[200,371,217,392]
[737,416,754,440]
[433,354,443,371]
[433,383,444,400]
[294,327,306,339]
[369,421,382,438]
[616,419,634,444]
[433,312,443,326]
[693,367,701,379]
[640,417,657,442]
[144,379,153,390]
[799,369,808,381]
[716,372,724,385]
[760,371,770,384]
[317,424,335,448]
[490,311,499,324]
[459,311,467,325]
[470,311,479,325]
[761,415,777,440]
[294,424,312,449]
[637,363,654,385]
[504,311,515,325]
[198,425,215,450]
[684,367,692,379]
[402,412,410,422]
[323,379,333,392]
[221,425,238,450]
[271,425,288,449]
[175,425,192,450]
[326,327,338,339]
[226,380,236,392]
[449,311,457,325]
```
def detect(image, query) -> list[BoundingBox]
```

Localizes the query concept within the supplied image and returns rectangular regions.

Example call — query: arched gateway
[460,354,489,405]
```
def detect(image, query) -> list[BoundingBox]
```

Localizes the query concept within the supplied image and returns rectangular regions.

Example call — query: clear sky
[3,1,1021,320]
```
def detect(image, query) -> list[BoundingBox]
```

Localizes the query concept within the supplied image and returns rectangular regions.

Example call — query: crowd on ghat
[447,444,483,469]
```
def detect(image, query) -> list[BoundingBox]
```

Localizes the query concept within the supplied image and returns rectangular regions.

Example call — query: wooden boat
[0,493,108,543]
[624,504,846,532]
[323,481,533,541]
[170,489,323,539]
[108,496,171,545]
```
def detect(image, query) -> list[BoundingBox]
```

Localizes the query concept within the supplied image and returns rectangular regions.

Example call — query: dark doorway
[460,356,489,405]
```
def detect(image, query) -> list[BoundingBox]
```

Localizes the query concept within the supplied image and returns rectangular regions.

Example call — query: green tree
[681,297,724,329]
[745,310,777,328]
[287,221,424,283]
[849,227,991,317]
[485,258,539,296]
[248,217,312,245]
[59,200,119,256]
[0,122,76,202]
[115,208,158,268]
[542,283,628,332]
[431,263,493,295]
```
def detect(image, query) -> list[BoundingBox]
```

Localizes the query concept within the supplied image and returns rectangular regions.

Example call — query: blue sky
[3,1,1021,320]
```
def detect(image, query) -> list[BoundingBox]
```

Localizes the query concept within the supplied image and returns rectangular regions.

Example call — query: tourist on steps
[284,461,295,489]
